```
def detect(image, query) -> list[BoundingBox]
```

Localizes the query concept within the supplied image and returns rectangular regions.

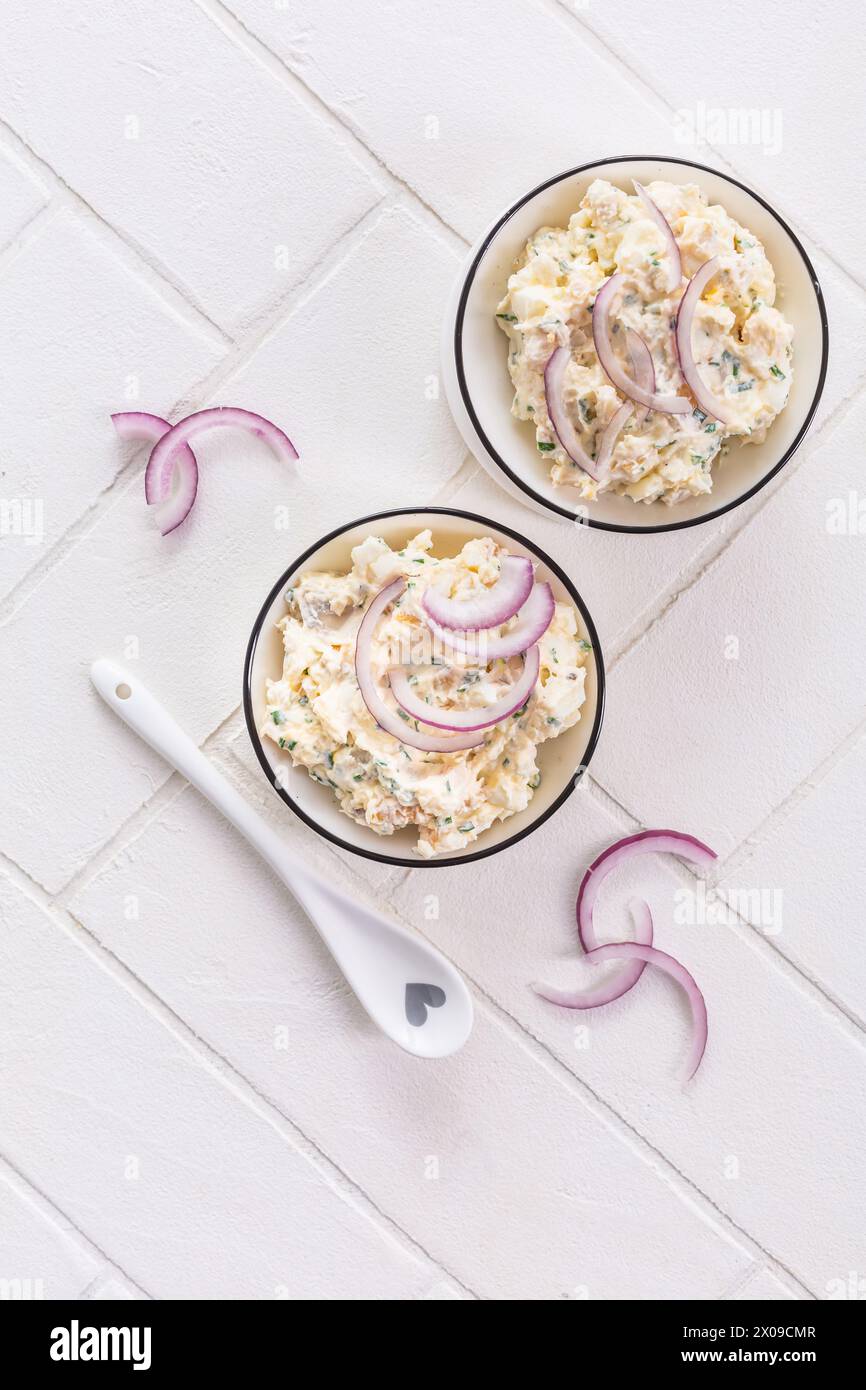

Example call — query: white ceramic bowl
[243,507,605,868]
[442,155,829,533]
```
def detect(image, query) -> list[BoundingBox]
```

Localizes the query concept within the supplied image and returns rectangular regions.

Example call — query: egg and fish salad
[496,178,794,505]
[262,531,589,858]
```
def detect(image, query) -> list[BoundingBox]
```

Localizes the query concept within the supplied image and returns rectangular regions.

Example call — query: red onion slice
[543,345,600,479]
[111,410,199,536]
[632,181,682,293]
[534,900,708,1078]
[422,555,533,631]
[593,274,692,415]
[586,941,707,1080]
[625,329,655,425]
[534,898,654,1010]
[389,645,540,732]
[424,582,555,662]
[675,258,736,426]
[577,829,717,1005]
[354,580,485,753]
[144,406,298,505]
[594,401,633,479]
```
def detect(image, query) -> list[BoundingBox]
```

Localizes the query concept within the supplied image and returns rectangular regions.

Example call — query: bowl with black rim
[243,506,604,868]
[442,154,828,534]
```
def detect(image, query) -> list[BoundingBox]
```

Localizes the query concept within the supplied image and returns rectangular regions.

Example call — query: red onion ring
[354,580,485,753]
[543,345,600,478]
[575,829,717,1006]
[593,274,691,415]
[585,940,707,1080]
[674,258,736,426]
[422,555,533,631]
[632,181,682,294]
[389,645,540,732]
[111,410,199,536]
[534,895,708,1079]
[424,582,555,662]
[591,326,660,476]
[626,329,655,425]
[534,898,654,1010]
[144,407,298,506]
[594,401,633,479]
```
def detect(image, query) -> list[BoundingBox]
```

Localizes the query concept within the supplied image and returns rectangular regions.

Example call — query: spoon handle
[91,659,309,887]
[90,659,473,1057]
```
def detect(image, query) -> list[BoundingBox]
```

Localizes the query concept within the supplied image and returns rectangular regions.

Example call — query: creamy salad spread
[263,531,588,857]
[496,178,794,504]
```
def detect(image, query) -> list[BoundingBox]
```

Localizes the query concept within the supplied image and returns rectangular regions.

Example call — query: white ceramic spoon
[91,659,473,1058]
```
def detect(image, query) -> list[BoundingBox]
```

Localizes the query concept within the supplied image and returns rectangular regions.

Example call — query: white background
[0,0,864,1301]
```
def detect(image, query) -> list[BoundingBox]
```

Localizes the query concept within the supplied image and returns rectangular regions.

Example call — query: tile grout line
[0,1154,153,1299]
[0,855,477,1300]
[713,712,866,888]
[0,117,232,350]
[607,377,866,673]
[719,1261,810,1302]
[194,0,470,258]
[600,368,866,663]
[0,198,60,277]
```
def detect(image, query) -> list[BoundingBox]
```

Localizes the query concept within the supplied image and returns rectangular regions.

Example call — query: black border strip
[242,506,606,869]
[453,154,830,534]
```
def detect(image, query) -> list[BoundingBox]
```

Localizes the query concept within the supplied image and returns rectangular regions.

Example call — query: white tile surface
[592,396,866,860]
[717,732,866,1024]
[1,0,862,1301]
[224,0,691,239]
[387,791,866,1296]
[225,204,468,537]
[731,1267,798,1301]
[0,874,452,1300]
[0,0,382,330]
[70,785,755,1300]
[0,147,47,246]
[0,1173,101,1300]
[0,208,224,600]
[0,438,309,892]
